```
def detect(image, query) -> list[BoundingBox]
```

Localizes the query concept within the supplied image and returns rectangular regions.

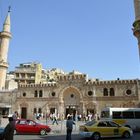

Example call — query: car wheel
[91,132,100,140]
[123,131,130,138]
[40,129,46,135]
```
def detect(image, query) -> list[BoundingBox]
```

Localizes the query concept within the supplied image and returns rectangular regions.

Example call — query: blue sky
[0,0,139,80]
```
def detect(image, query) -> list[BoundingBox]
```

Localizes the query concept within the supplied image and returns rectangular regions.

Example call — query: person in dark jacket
[3,117,15,140]
[66,116,75,140]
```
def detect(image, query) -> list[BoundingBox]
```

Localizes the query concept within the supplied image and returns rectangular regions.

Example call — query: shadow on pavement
[26,134,81,140]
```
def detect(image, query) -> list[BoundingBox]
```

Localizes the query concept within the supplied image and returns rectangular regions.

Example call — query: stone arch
[20,102,28,119]
[58,86,83,118]
[85,102,97,109]
[59,85,83,99]
[20,102,28,108]
[85,102,97,116]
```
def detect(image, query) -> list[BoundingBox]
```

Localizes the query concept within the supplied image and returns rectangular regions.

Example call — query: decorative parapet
[18,82,57,88]
[57,74,87,81]
[85,79,139,85]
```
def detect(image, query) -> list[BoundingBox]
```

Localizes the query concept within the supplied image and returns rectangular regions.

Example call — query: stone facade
[11,74,140,119]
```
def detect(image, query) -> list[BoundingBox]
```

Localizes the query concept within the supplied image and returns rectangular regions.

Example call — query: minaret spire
[132,0,140,59]
[0,8,12,90]
[3,6,11,32]
[8,6,11,13]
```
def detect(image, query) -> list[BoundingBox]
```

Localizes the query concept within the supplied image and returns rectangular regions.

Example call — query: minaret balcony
[0,61,8,68]
[0,31,12,38]
[132,20,140,37]
[132,27,140,37]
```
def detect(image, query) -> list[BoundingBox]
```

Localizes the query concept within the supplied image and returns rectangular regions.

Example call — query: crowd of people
[33,112,100,124]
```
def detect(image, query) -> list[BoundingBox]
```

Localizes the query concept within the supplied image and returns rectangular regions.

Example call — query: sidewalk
[40,119,85,136]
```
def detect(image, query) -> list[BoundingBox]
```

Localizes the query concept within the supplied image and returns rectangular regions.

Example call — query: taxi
[79,120,133,140]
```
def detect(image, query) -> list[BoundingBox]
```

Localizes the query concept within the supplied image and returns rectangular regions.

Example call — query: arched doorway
[85,102,97,120]
[62,86,82,119]
[20,102,28,119]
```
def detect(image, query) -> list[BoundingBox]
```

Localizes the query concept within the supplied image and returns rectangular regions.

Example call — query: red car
[15,119,51,135]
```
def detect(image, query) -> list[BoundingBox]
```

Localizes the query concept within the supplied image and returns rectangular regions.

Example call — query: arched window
[38,108,42,113]
[39,90,43,97]
[103,88,108,96]
[33,108,37,114]
[110,88,115,96]
[34,90,38,97]
[52,92,56,97]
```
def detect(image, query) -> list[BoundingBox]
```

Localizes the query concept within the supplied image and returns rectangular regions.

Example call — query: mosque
[0,1,139,119]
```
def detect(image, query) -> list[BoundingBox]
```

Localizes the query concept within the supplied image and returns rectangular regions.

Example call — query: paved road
[14,133,140,140]
[1,119,140,140]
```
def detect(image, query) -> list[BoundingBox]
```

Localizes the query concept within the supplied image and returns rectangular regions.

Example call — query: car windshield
[85,120,96,126]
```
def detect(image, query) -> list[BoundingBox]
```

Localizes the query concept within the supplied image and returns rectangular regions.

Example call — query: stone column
[58,97,65,120]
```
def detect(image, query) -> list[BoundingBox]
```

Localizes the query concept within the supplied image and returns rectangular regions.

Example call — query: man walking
[66,116,75,140]
[52,113,58,125]
[3,117,15,140]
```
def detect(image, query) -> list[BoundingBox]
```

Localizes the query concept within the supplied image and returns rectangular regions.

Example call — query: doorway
[87,109,95,114]
[50,108,55,114]
[21,107,27,119]
[66,106,76,120]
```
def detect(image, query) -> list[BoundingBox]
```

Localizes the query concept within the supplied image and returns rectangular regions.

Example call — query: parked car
[79,120,133,140]
[15,119,51,135]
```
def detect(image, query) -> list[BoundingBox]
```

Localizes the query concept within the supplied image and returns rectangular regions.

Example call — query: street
[14,133,140,140]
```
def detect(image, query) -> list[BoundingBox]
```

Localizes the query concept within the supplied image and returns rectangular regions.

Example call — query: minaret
[132,0,140,59]
[0,9,12,90]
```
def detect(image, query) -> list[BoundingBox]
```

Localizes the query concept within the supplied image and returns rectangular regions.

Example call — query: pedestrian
[0,113,2,126]
[12,111,18,120]
[52,113,58,125]
[66,116,75,140]
[3,117,15,140]
[45,113,49,124]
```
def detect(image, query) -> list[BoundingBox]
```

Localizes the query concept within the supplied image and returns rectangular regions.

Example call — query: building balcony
[15,77,35,80]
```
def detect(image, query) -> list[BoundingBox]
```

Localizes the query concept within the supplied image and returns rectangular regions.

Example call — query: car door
[16,120,27,133]
[106,121,120,137]
[96,121,112,137]
[25,120,39,134]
